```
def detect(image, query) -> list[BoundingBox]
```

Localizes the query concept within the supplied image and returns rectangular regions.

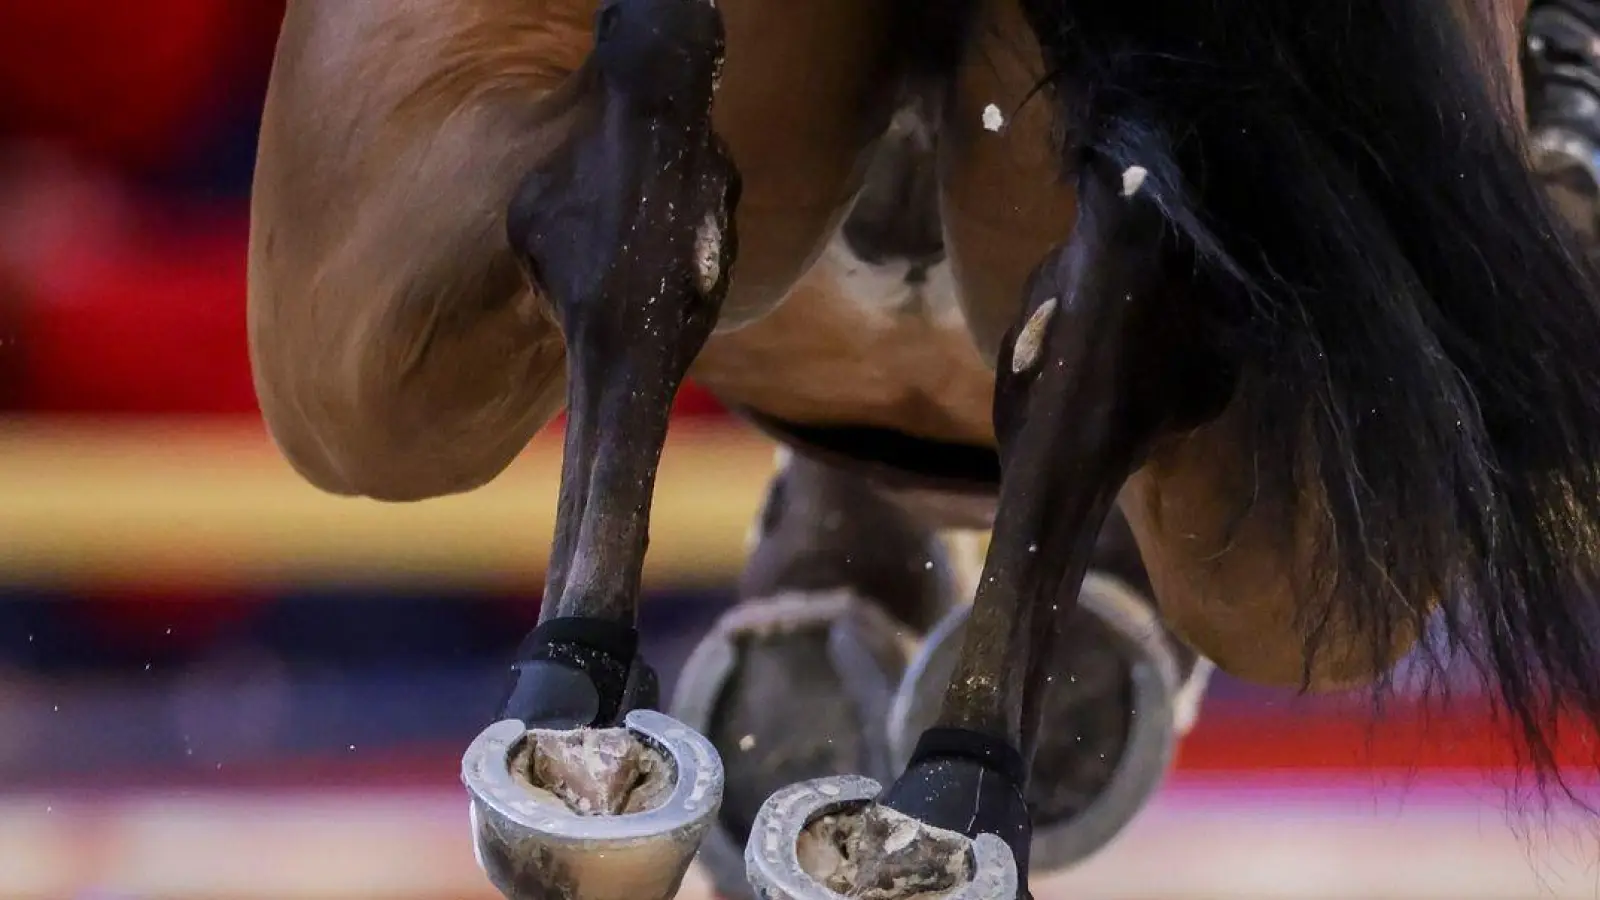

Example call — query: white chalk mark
[694,213,722,295]
[981,104,1005,133]
[1121,165,1149,198]
[1010,297,1058,375]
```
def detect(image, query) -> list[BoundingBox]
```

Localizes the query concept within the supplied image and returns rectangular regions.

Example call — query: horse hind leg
[460,3,741,899]
[668,452,963,899]
[671,112,979,893]
[744,157,1232,899]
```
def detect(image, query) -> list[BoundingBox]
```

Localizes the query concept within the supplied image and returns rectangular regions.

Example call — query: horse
[245,0,1600,896]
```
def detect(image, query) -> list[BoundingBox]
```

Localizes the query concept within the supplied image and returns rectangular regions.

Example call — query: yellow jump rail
[0,418,776,589]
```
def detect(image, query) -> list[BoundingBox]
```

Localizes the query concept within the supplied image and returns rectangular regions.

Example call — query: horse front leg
[744,158,1227,899]
[886,503,1210,876]
[460,3,738,899]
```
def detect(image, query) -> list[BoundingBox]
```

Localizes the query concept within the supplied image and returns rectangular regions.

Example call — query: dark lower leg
[494,0,740,732]
[742,453,957,631]
[706,454,953,843]
[878,156,1229,877]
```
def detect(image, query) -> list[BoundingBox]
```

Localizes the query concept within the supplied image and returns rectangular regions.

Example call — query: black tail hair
[1017,0,1600,799]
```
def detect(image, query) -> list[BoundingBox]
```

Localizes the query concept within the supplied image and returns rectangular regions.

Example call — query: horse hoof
[744,776,1018,900]
[887,572,1183,874]
[462,709,723,900]
[670,592,909,900]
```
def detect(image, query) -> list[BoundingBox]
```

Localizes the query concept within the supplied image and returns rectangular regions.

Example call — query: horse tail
[1018,0,1600,798]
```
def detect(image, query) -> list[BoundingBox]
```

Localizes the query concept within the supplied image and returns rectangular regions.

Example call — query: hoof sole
[745,775,1018,900]
[463,709,722,900]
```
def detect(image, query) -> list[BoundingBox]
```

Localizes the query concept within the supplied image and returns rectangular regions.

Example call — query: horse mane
[1015,0,1600,804]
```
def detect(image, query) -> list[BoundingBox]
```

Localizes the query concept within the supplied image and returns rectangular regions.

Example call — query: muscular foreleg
[461,4,740,900]
[744,158,1231,898]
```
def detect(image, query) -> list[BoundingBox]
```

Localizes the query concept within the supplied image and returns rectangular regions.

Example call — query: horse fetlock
[499,616,659,730]
[464,709,724,900]
[744,773,1020,900]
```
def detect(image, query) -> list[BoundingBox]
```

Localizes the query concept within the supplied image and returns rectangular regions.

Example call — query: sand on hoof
[796,802,973,900]
[511,727,673,816]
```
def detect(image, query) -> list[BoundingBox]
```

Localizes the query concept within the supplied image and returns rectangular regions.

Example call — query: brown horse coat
[249,0,1532,687]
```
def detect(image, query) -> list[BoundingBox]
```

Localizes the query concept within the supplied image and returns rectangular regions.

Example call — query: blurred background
[0,2,1594,898]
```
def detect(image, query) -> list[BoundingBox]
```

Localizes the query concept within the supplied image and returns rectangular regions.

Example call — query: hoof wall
[745,776,1018,900]
[463,709,722,900]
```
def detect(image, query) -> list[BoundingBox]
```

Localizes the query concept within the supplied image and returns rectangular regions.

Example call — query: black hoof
[670,593,912,899]
[463,710,723,900]
[744,776,1018,900]
[888,572,1188,873]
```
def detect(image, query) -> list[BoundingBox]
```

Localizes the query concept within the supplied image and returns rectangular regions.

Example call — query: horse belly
[694,238,998,448]
[694,0,1078,449]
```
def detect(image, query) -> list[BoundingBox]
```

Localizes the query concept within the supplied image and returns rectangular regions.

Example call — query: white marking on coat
[1011,298,1059,374]
[1121,166,1149,197]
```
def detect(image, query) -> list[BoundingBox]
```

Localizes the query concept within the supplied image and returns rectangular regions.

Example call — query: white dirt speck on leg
[694,213,722,295]
[1010,297,1058,375]
[981,103,1005,133]
[1121,165,1149,198]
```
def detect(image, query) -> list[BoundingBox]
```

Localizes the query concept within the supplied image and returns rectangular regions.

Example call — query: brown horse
[248,0,1600,897]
